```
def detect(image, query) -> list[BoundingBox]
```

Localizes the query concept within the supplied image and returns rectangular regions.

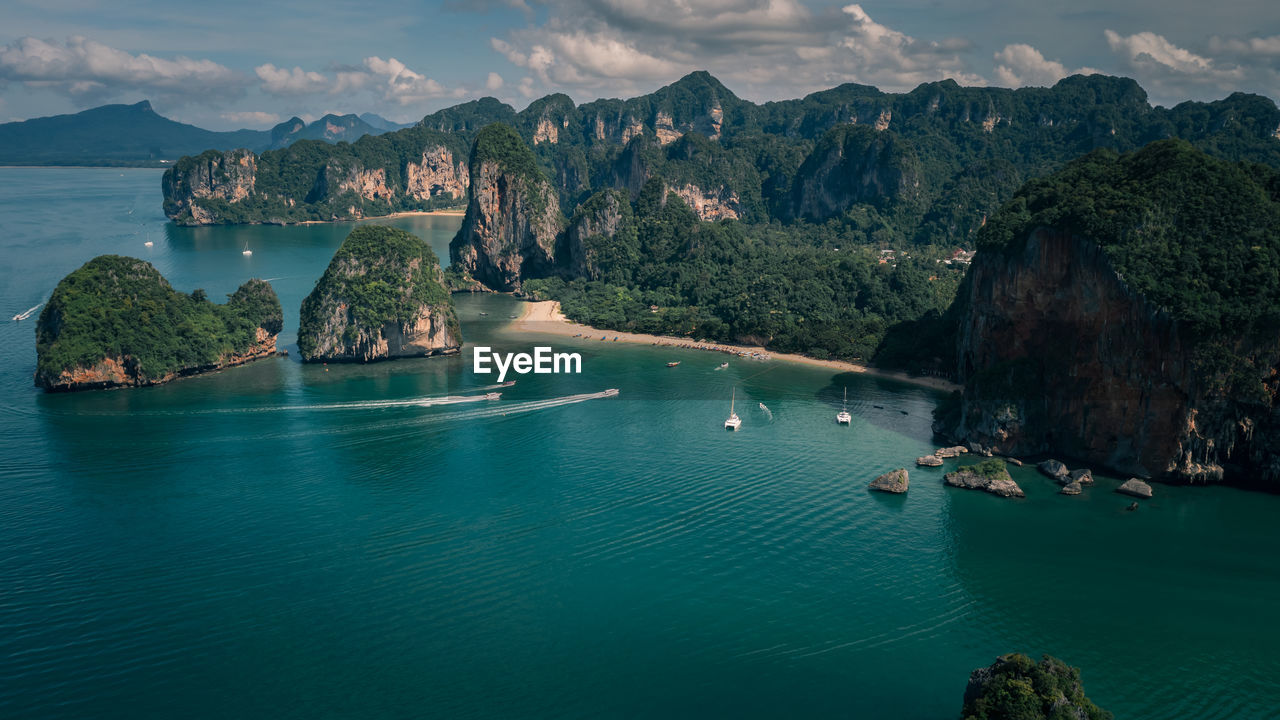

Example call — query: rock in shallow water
[936,445,968,458]
[1117,478,1153,498]
[869,468,909,493]
[1069,468,1094,485]
[1038,459,1070,482]
[944,460,1024,498]
[916,455,944,467]
[1060,480,1083,495]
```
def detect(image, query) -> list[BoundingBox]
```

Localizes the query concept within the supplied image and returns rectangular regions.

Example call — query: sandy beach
[296,208,465,225]
[511,300,961,392]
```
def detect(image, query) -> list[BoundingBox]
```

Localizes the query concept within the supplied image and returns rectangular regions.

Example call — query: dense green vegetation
[978,140,1280,393]
[955,458,1010,480]
[165,72,1280,236]
[525,179,964,360]
[961,653,1112,720]
[35,256,282,382]
[298,226,458,359]
[470,123,561,224]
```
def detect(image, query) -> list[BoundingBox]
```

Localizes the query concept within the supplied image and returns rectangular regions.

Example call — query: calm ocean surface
[1,168,1278,719]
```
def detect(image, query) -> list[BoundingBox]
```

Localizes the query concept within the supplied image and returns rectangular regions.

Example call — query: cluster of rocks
[1038,458,1154,500]
[1037,459,1095,495]
[917,445,966,466]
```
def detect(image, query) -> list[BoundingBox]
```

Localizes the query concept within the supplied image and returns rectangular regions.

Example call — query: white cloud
[1101,28,1276,104]
[0,36,242,103]
[1105,30,1217,75]
[832,4,985,89]
[1208,34,1280,58]
[485,71,504,91]
[489,1,986,100]
[220,110,281,127]
[992,44,1099,87]
[363,56,450,104]
[255,64,329,95]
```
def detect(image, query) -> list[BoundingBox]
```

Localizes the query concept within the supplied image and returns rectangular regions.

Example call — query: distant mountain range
[0,101,409,167]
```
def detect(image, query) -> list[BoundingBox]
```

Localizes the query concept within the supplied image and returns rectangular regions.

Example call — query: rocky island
[35,255,282,391]
[298,225,461,362]
[962,653,1112,720]
[936,140,1280,489]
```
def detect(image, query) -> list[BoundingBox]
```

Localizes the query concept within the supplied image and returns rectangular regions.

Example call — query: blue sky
[2,0,1278,129]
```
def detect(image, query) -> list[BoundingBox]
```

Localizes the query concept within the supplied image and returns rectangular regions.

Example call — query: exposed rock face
[449,124,564,292]
[35,257,282,391]
[405,146,468,201]
[790,124,920,221]
[565,189,635,281]
[161,148,257,224]
[1061,480,1083,495]
[944,462,1024,498]
[298,226,460,363]
[917,455,944,467]
[670,183,742,221]
[315,162,394,203]
[946,227,1280,486]
[869,468,909,493]
[1117,478,1154,498]
[936,446,968,458]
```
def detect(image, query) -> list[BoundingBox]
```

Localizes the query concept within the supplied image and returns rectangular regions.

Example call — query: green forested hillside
[36,256,282,382]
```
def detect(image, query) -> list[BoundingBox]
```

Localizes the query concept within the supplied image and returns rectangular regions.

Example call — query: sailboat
[242,243,252,256]
[836,387,851,425]
[725,388,742,431]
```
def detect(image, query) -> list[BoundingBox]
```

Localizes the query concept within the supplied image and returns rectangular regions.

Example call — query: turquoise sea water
[1,168,1278,719]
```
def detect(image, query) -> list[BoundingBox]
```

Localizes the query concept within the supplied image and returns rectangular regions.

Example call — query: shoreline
[295,209,465,225]
[510,300,961,392]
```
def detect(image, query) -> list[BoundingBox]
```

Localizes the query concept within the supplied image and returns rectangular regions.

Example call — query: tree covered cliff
[162,71,1280,240]
[941,141,1280,487]
[298,226,460,362]
[35,256,282,390]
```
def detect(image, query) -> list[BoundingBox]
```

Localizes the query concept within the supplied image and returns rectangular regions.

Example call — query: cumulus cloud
[832,4,984,89]
[220,110,281,127]
[489,0,986,100]
[485,71,504,91]
[363,56,457,104]
[1101,28,1277,103]
[1208,34,1280,58]
[255,64,329,95]
[0,36,242,104]
[992,44,1099,87]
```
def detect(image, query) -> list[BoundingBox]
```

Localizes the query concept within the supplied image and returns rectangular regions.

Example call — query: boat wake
[758,402,772,421]
[11,303,41,321]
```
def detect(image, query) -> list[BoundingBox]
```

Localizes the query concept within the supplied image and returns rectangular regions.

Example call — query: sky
[1,0,1278,130]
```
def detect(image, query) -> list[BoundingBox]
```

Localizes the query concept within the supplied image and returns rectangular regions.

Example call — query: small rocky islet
[33,225,465,392]
[298,225,461,363]
[34,255,283,391]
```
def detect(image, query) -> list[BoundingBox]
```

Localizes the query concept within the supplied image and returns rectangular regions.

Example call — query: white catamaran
[836,387,851,425]
[725,388,742,431]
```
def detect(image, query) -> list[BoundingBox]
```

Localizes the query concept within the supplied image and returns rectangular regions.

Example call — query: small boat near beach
[725,388,741,431]
[242,243,252,256]
[485,392,501,400]
[667,361,681,367]
[716,362,729,370]
[836,388,851,425]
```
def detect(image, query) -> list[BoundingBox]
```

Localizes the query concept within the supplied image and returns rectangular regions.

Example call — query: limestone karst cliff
[448,124,565,292]
[298,226,460,362]
[35,256,282,391]
[939,140,1280,488]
